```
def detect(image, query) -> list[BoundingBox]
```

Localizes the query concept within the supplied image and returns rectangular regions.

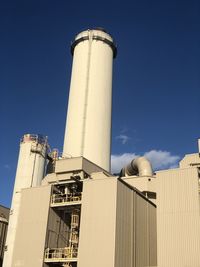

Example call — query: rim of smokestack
[21,133,48,145]
[70,28,117,58]
[93,27,109,33]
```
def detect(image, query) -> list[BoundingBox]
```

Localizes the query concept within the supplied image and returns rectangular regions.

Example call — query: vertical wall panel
[12,185,51,267]
[135,195,148,267]
[78,177,117,267]
[157,168,200,267]
[115,180,133,267]
[148,203,157,267]
[115,179,157,267]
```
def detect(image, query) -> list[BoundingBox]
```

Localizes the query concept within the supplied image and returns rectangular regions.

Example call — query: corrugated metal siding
[78,177,117,267]
[179,153,200,168]
[135,195,148,267]
[115,179,157,267]
[12,185,51,267]
[148,203,157,267]
[156,168,200,267]
[115,180,134,267]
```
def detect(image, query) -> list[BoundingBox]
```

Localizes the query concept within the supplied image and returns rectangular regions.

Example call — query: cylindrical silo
[63,28,117,172]
[3,134,48,267]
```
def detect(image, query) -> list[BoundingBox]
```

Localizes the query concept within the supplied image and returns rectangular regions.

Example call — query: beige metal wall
[78,176,117,267]
[123,175,157,199]
[54,157,106,176]
[179,153,200,168]
[156,167,200,267]
[135,195,149,267]
[148,203,157,266]
[135,194,156,267]
[115,179,134,267]
[11,185,51,267]
[115,179,157,267]
[78,175,157,267]
[6,170,157,267]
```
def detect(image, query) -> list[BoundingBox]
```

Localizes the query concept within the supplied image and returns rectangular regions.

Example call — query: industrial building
[126,150,200,267]
[0,205,9,267]
[2,28,200,267]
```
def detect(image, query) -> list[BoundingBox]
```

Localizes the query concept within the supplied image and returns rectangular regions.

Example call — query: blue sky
[1,0,200,207]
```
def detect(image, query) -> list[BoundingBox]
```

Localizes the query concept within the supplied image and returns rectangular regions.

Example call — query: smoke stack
[63,28,117,171]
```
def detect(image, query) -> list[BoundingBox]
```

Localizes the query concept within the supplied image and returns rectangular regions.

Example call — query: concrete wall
[12,185,51,267]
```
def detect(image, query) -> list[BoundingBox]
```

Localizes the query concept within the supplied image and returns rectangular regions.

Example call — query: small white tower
[3,134,48,267]
[63,28,117,171]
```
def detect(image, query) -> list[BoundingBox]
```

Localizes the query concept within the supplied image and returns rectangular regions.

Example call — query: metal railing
[21,134,48,145]
[44,247,78,262]
[51,193,82,205]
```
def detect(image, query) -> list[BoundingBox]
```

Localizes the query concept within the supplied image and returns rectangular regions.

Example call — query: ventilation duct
[120,156,153,177]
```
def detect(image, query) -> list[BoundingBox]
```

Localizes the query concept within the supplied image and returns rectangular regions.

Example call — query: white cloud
[144,150,180,170]
[111,150,180,173]
[116,134,130,144]
[111,153,138,173]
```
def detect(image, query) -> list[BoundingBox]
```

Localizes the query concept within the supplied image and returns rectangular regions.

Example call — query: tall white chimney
[63,28,117,171]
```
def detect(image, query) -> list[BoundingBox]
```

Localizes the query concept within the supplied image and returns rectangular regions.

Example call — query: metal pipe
[120,156,153,177]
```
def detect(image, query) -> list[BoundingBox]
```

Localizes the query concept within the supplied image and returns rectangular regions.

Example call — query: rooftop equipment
[120,156,153,177]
